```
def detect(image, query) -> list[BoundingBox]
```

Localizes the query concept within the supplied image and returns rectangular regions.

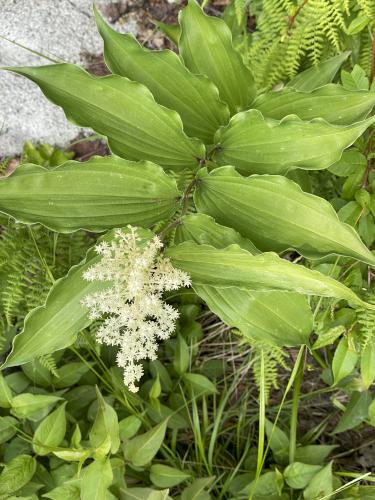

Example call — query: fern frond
[356,292,375,350]
[251,342,289,402]
[38,353,58,377]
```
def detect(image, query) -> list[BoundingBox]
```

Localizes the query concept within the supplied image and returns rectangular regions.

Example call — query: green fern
[251,341,289,401]
[0,221,89,327]
[246,0,374,88]
[356,292,375,350]
[38,353,59,377]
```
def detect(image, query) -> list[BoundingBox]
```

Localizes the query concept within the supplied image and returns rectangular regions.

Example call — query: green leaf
[334,391,371,433]
[179,0,255,114]
[183,373,218,396]
[312,326,345,350]
[213,110,375,175]
[80,459,113,500]
[150,464,191,488]
[329,150,367,177]
[193,285,312,346]
[368,399,375,426]
[181,477,215,500]
[123,420,167,467]
[332,337,359,385]
[147,490,172,500]
[176,213,259,254]
[0,416,18,444]
[342,65,369,91]
[95,8,229,144]
[0,455,36,497]
[265,419,289,465]
[0,373,13,408]
[43,482,81,500]
[22,359,53,387]
[173,334,190,375]
[53,449,91,462]
[33,403,67,455]
[175,214,312,346]
[295,445,336,465]
[287,52,350,91]
[303,462,333,499]
[246,471,284,498]
[166,242,371,308]
[0,157,179,232]
[90,387,120,454]
[253,84,375,125]
[52,362,89,389]
[284,462,322,490]
[361,341,375,389]
[155,21,180,45]
[5,64,204,172]
[194,166,375,266]
[1,228,152,368]
[119,416,142,440]
[11,394,61,421]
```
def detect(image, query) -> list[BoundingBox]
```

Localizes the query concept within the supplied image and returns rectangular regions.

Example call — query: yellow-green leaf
[254,84,375,125]
[33,403,67,455]
[124,420,167,467]
[194,166,375,266]
[0,157,179,233]
[175,214,312,346]
[5,64,204,172]
[179,0,255,114]
[166,242,372,308]
[213,110,375,175]
[95,7,229,144]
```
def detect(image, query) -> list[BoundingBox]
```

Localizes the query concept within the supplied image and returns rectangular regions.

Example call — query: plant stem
[249,349,266,500]
[289,349,305,463]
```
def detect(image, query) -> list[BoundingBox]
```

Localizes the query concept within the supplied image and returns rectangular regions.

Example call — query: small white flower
[82,226,191,392]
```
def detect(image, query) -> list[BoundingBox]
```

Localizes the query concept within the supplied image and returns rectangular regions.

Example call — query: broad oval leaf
[33,402,67,455]
[10,393,61,420]
[284,462,322,490]
[150,464,191,488]
[0,455,36,497]
[6,64,205,171]
[81,458,113,500]
[166,242,372,308]
[213,109,375,175]
[0,416,18,444]
[183,373,217,396]
[123,420,167,467]
[95,8,229,144]
[303,462,333,499]
[175,214,312,346]
[254,84,375,125]
[43,482,81,500]
[179,0,256,114]
[286,52,350,91]
[90,387,120,454]
[0,228,153,368]
[0,157,179,233]
[176,213,259,253]
[332,337,359,385]
[361,341,375,389]
[194,166,375,266]
[0,373,13,408]
[194,285,311,346]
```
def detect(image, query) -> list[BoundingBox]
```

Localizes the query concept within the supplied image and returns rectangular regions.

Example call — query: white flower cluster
[82,227,191,392]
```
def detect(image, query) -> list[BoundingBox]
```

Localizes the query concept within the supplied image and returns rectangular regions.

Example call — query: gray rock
[0,0,136,155]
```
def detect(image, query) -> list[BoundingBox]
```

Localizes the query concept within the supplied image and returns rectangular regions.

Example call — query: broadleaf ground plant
[1,0,375,498]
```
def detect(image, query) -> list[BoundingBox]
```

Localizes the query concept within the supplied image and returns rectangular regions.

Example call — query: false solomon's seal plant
[1,0,375,390]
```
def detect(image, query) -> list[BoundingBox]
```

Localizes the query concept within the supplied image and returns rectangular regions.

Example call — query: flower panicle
[81,227,190,392]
